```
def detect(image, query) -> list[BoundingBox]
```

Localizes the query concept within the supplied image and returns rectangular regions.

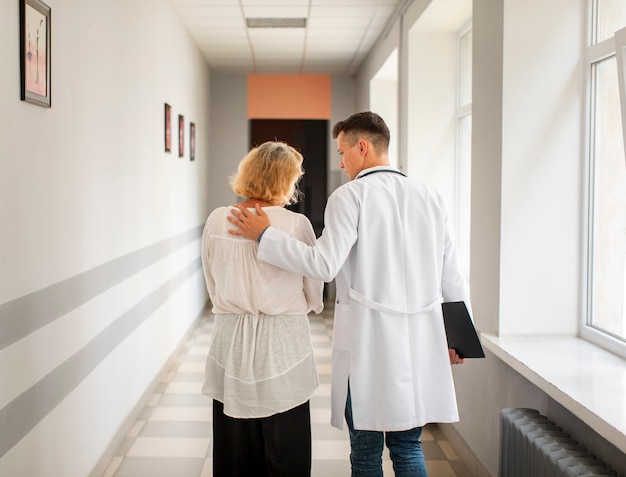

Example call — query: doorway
[249,119,328,237]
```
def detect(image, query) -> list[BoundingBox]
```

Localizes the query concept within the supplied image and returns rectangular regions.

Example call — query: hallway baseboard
[436,423,491,476]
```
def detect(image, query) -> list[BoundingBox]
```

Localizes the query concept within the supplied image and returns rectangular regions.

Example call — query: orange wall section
[247,75,331,119]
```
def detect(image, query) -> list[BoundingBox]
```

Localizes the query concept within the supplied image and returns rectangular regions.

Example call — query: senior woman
[200,141,323,477]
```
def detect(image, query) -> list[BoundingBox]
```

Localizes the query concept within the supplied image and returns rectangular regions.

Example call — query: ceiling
[169,0,409,76]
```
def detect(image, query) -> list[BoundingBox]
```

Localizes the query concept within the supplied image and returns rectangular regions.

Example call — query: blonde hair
[230,141,304,205]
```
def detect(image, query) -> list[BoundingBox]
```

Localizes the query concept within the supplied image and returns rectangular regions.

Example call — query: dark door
[249,119,328,237]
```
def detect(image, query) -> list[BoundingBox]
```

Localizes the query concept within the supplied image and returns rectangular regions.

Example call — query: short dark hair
[332,111,390,154]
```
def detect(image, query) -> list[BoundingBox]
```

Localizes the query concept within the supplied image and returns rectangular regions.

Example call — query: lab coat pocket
[332,303,352,351]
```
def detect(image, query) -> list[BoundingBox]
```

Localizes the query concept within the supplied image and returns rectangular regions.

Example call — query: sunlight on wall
[370,50,398,168]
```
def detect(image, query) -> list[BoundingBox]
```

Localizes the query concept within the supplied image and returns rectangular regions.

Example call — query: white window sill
[481,333,626,453]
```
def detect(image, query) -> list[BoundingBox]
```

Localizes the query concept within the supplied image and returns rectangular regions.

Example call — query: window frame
[455,24,472,282]
[615,27,626,151]
[581,5,626,358]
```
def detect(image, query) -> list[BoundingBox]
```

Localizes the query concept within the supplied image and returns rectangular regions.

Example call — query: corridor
[101,306,473,477]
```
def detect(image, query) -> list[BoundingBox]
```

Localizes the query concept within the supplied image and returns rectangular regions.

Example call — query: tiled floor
[102,307,473,477]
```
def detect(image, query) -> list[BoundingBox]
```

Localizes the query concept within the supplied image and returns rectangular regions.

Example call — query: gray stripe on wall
[0,225,203,351]
[0,257,203,460]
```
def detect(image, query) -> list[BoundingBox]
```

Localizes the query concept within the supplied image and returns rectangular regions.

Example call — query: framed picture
[164,103,171,152]
[178,115,184,158]
[190,122,196,161]
[20,0,51,108]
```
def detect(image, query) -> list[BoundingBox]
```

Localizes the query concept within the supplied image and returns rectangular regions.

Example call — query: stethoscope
[357,168,406,179]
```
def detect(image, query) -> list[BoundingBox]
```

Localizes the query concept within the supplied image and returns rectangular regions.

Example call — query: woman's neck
[237,198,281,208]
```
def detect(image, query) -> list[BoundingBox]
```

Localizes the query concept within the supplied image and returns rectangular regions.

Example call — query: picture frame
[164,103,171,152]
[20,0,51,108]
[189,122,196,161]
[178,115,184,158]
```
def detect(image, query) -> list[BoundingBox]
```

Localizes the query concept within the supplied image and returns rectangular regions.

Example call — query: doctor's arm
[228,204,270,241]
[229,193,358,282]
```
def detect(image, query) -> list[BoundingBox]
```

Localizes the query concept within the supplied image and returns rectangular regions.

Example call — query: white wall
[499,0,584,336]
[355,18,402,113]
[407,30,457,211]
[208,72,249,210]
[0,0,211,475]
[370,50,399,168]
[329,75,356,189]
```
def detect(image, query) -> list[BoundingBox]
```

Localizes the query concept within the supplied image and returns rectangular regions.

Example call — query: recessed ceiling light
[246,18,306,28]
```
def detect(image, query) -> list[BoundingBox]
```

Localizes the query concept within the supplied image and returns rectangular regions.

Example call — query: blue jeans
[345,387,428,477]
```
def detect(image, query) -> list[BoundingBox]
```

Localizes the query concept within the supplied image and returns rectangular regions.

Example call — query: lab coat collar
[356,166,406,179]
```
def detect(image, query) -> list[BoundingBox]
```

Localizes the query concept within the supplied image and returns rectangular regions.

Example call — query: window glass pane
[457,28,472,281]
[589,56,626,340]
[457,114,472,279]
[459,30,472,108]
[595,0,626,44]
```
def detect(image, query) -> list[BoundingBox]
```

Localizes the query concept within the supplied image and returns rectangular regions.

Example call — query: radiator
[499,408,617,477]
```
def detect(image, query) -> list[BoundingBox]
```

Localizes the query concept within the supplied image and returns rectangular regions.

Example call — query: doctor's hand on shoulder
[449,349,465,365]
[228,204,271,241]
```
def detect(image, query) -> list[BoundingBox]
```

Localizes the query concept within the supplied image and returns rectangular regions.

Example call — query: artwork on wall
[178,115,184,158]
[165,103,172,152]
[20,0,51,107]
[190,122,196,161]
[164,103,171,152]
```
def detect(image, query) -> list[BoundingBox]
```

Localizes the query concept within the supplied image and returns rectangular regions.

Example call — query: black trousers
[212,400,312,477]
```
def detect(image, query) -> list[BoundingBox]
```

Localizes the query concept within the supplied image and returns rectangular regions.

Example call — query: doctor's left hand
[449,349,465,365]
[228,204,271,241]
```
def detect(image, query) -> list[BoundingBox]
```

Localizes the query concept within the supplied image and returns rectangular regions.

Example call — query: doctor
[228,111,469,477]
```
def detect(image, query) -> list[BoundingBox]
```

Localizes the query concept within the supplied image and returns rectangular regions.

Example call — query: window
[456,28,472,280]
[595,0,626,43]
[583,0,626,355]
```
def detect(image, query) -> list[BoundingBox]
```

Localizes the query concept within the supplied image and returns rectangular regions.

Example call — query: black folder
[442,301,485,358]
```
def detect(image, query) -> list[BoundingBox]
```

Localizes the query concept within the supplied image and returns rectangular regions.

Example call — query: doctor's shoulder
[329,179,364,203]
[408,178,447,207]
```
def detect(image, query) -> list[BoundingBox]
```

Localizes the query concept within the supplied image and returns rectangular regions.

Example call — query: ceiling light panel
[246,17,307,28]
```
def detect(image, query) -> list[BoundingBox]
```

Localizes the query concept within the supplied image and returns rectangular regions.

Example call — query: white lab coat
[258,166,471,431]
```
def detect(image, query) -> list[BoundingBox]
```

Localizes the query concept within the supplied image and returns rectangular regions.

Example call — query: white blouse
[200,206,324,418]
